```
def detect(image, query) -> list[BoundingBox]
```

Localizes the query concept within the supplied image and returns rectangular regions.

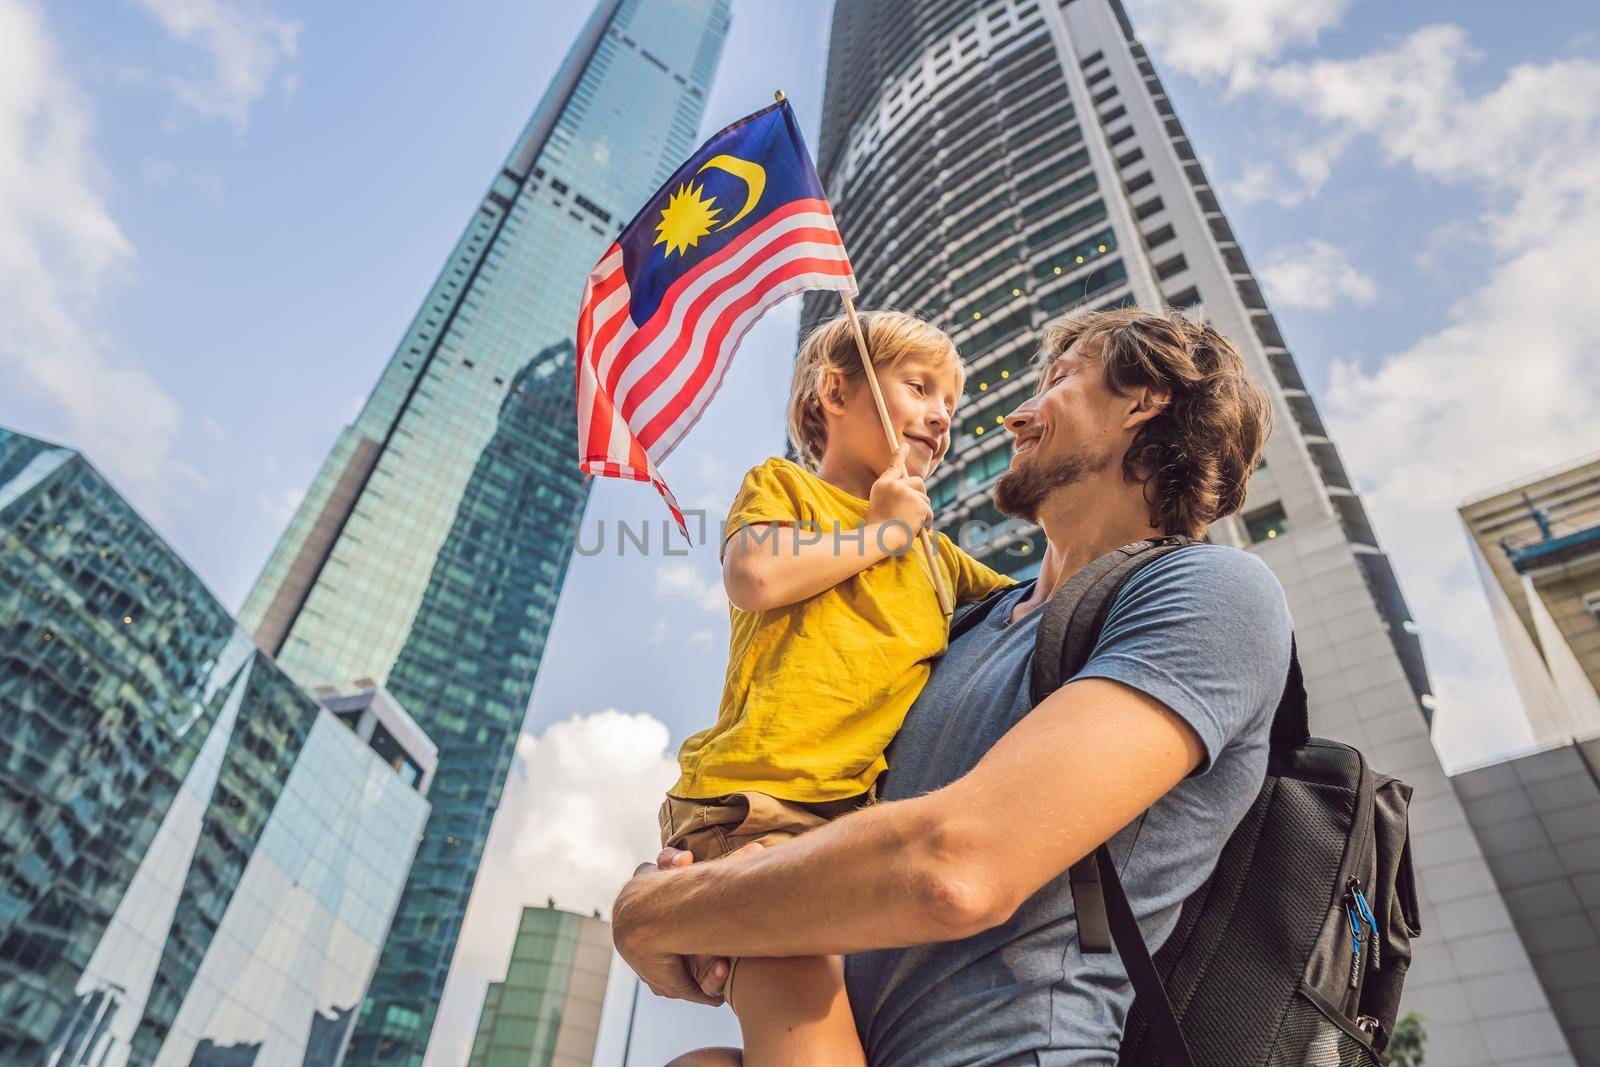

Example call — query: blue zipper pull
[1354,887,1380,971]
[1346,901,1362,988]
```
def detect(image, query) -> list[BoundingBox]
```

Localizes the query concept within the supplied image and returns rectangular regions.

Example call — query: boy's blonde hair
[787,309,963,469]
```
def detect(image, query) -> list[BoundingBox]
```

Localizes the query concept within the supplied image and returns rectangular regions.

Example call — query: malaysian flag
[576,99,857,536]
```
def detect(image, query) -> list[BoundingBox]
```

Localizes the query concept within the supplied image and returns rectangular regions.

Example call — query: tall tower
[238,2,732,1062]
[804,1,1573,1062]
[467,905,612,1067]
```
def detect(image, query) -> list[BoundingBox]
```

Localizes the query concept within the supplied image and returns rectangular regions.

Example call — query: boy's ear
[817,366,851,417]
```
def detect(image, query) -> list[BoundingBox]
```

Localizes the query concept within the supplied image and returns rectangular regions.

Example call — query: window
[1144,223,1176,249]
[1245,504,1290,544]
[1133,196,1164,219]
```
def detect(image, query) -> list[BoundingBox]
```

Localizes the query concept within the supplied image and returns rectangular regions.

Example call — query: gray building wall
[1455,739,1600,1066]
[802,0,1574,1062]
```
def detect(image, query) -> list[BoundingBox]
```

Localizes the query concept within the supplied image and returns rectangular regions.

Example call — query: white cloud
[1257,239,1377,311]
[130,0,300,129]
[1259,26,1600,243]
[655,560,729,613]
[0,0,193,516]
[1126,0,1349,90]
[258,485,302,523]
[424,709,680,1067]
[1226,25,1600,768]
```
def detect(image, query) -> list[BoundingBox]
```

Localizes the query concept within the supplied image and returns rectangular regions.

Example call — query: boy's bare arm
[723,448,933,611]
[613,677,1204,982]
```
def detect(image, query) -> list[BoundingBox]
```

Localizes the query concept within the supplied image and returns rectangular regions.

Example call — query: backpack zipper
[1344,889,1363,988]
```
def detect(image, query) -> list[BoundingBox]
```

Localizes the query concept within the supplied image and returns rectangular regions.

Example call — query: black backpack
[950,536,1422,1066]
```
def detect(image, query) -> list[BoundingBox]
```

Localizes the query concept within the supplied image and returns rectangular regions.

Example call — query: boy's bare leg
[731,954,866,1067]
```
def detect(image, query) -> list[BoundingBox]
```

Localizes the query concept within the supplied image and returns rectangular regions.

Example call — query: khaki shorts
[657,789,875,1004]
[658,789,875,861]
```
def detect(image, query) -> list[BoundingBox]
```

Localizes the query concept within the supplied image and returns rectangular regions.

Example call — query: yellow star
[654,181,721,257]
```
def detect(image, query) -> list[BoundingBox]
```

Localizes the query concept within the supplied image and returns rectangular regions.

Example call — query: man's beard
[993,448,1108,523]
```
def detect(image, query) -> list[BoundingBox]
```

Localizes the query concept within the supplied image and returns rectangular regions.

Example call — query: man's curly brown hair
[1038,308,1272,538]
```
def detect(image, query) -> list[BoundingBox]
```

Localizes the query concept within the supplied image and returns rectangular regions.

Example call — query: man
[614,308,1292,1065]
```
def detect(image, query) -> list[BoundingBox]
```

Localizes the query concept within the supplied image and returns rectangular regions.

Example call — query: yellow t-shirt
[672,457,1015,803]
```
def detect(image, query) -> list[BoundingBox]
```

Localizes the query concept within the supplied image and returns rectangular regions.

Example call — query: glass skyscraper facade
[236,2,733,1061]
[803,1,1575,1062]
[0,427,433,1066]
[466,906,611,1067]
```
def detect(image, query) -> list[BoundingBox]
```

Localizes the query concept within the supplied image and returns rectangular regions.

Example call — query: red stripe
[577,269,633,462]
[637,255,854,449]
[616,228,847,424]
[574,254,625,445]
[582,199,837,460]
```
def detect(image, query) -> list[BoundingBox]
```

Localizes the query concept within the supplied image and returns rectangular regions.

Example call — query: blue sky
[3,0,1598,1063]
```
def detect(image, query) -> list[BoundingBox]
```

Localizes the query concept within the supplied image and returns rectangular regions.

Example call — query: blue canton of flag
[576,99,857,536]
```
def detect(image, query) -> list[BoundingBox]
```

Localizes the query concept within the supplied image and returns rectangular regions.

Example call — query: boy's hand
[867,444,933,551]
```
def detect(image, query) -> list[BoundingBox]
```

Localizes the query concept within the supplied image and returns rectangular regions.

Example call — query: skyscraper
[237,1,732,1061]
[803,1,1573,1062]
[0,427,433,1067]
[467,905,611,1067]
[1460,454,1600,746]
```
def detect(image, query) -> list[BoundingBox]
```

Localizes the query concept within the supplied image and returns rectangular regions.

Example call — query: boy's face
[843,351,962,478]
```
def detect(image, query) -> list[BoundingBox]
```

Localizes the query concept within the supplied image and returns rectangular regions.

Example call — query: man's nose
[925,405,949,433]
[1004,398,1039,437]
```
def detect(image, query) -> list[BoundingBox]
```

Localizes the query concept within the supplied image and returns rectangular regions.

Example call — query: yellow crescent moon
[697,154,766,231]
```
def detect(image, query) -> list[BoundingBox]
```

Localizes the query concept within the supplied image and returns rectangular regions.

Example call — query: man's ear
[1122,386,1170,432]
[817,366,851,416]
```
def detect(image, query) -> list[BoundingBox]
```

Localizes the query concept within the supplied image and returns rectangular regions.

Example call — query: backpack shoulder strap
[948,577,1033,644]
[1030,535,1198,959]
[1097,844,1196,1067]
[1031,537,1202,1065]
[1031,535,1199,706]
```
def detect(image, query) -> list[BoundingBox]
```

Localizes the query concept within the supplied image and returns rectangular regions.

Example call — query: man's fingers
[724,840,766,862]
[657,847,694,869]
[906,476,926,493]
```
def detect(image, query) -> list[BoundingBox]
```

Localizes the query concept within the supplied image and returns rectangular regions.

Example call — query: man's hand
[613,844,763,1004]
[614,854,725,1006]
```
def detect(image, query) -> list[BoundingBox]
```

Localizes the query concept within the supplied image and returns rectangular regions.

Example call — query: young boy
[658,309,1012,1065]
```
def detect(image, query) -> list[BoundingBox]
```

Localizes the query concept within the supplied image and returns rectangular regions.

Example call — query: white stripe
[623,242,853,451]
[588,208,842,415]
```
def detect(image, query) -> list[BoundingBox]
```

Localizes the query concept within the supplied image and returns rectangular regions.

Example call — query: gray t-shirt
[845,545,1292,1066]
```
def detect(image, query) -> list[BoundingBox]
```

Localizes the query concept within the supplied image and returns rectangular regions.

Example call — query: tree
[1387,1011,1427,1067]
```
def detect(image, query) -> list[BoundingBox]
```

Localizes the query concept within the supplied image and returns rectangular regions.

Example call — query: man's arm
[614,676,1204,965]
